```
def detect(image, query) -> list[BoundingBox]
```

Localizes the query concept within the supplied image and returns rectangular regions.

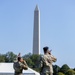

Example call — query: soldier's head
[43,46,49,54]
[18,57,24,62]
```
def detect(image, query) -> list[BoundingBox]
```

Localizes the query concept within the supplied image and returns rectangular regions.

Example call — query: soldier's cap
[43,46,49,52]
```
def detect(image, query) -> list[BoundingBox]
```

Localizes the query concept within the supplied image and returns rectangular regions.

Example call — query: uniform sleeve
[51,55,57,62]
[22,61,28,70]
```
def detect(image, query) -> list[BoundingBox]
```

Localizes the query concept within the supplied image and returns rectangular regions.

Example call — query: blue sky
[0,0,75,68]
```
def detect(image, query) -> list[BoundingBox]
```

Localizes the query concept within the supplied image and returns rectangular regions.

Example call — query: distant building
[33,5,40,54]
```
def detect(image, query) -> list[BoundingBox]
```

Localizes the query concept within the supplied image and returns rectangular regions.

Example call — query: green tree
[5,52,17,62]
[53,65,60,75]
[60,64,70,74]
[65,69,75,75]
[73,68,75,71]
[30,54,40,68]
[0,54,5,62]
[57,72,65,75]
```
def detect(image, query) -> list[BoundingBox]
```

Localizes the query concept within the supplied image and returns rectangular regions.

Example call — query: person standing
[13,57,28,75]
[40,46,57,75]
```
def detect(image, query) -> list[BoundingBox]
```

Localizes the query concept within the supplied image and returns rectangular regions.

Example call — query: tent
[0,63,40,75]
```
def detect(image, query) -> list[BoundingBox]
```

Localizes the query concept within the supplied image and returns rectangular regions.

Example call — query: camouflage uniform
[13,60,28,75]
[40,53,57,75]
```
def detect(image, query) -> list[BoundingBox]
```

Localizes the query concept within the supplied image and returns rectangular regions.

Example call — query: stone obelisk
[33,5,40,54]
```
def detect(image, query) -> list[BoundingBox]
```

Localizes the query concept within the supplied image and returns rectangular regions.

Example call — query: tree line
[0,51,75,75]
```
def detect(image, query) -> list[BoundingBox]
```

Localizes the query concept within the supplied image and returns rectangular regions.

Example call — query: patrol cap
[43,46,49,53]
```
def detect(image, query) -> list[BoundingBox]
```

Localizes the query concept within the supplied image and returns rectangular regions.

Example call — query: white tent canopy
[0,63,40,75]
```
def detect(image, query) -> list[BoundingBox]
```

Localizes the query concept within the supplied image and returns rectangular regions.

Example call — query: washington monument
[33,5,40,54]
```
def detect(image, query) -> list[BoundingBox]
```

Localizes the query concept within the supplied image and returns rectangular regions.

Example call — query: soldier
[41,46,57,75]
[13,57,28,75]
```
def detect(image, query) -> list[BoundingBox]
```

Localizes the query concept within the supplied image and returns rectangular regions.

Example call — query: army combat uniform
[41,53,57,75]
[13,60,28,75]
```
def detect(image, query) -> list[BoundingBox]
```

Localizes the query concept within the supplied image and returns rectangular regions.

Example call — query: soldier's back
[40,54,50,75]
[13,61,23,75]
